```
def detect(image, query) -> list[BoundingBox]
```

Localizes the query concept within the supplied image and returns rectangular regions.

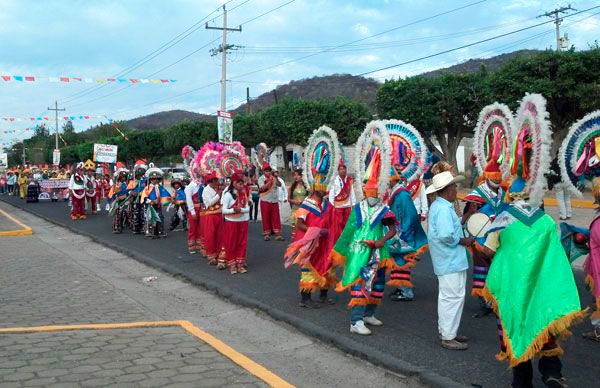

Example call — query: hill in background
[123,49,541,130]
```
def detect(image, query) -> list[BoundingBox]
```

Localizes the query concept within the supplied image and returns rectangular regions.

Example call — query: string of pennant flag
[1,75,176,84]
[2,115,107,122]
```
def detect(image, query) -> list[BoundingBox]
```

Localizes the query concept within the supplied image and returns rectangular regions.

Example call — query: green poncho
[332,201,394,291]
[483,208,583,366]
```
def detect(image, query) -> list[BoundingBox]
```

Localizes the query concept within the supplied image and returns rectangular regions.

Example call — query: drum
[465,213,491,238]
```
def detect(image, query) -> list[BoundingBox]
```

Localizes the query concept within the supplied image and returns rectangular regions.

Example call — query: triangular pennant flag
[25,76,35,81]
[60,76,69,82]
[1,75,10,81]
[14,76,23,81]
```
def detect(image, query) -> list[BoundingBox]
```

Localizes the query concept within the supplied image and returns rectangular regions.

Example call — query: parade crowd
[3,94,599,388]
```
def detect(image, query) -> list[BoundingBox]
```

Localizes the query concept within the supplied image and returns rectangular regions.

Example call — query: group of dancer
[59,93,600,388]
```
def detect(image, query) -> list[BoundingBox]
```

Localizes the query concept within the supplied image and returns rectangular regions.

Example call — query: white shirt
[328,175,356,208]
[221,190,250,222]
[202,185,220,208]
[277,177,288,203]
[68,174,85,190]
[412,183,428,216]
[185,181,202,216]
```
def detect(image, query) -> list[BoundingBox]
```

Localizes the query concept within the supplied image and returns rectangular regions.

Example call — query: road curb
[4,199,466,388]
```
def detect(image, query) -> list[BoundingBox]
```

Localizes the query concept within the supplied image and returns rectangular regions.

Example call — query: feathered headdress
[252,142,271,172]
[196,142,224,175]
[181,145,201,181]
[216,142,249,178]
[474,103,515,181]
[302,126,341,192]
[383,119,428,183]
[558,110,600,198]
[354,121,392,199]
[144,162,163,179]
[509,93,552,205]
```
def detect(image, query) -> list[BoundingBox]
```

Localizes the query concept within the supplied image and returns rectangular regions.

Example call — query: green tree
[377,71,490,165]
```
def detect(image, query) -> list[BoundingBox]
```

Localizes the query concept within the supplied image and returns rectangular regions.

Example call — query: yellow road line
[0,320,294,388]
[0,206,32,236]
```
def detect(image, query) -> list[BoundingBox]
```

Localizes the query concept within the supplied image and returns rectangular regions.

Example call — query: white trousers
[555,183,572,219]
[437,270,467,341]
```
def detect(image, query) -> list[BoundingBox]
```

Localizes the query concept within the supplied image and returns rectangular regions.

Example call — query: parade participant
[249,171,260,222]
[7,171,16,196]
[83,160,98,215]
[128,160,148,234]
[426,171,470,350]
[168,178,187,232]
[382,120,429,302]
[18,170,28,199]
[94,168,106,213]
[25,173,40,203]
[482,94,583,388]
[409,174,428,221]
[331,122,397,335]
[462,103,513,316]
[68,163,86,219]
[108,167,130,233]
[430,161,462,217]
[286,126,340,307]
[201,172,224,267]
[184,172,204,254]
[258,162,284,241]
[142,165,171,239]
[288,168,309,240]
[557,110,600,343]
[328,158,355,245]
[221,171,250,274]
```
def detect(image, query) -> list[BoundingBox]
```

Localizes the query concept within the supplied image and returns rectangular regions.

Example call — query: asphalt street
[3,195,599,388]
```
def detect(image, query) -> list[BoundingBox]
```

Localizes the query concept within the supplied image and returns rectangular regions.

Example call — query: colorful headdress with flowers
[474,103,515,182]
[302,126,340,192]
[355,121,392,199]
[558,110,600,198]
[216,141,249,178]
[509,94,552,205]
[195,142,224,177]
[383,119,428,183]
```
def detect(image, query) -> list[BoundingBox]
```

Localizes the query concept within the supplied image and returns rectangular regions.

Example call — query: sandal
[582,328,600,342]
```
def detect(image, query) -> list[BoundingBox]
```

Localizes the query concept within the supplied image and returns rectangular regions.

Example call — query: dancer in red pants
[258,162,283,241]
[185,174,204,254]
[201,172,224,268]
[328,160,355,247]
[69,162,86,220]
[221,171,250,274]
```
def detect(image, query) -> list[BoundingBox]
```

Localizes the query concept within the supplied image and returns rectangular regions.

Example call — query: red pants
[86,195,97,213]
[260,201,281,235]
[330,206,351,246]
[202,213,223,260]
[222,220,249,265]
[71,191,86,218]
[187,212,203,253]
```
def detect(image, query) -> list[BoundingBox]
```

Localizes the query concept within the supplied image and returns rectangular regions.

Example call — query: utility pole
[538,5,575,51]
[246,87,251,114]
[207,5,242,112]
[47,101,65,150]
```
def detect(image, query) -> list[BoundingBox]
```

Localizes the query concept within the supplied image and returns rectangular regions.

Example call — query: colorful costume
[328,167,355,247]
[69,163,86,220]
[169,180,188,231]
[25,178,40,203]
[258,165,282,240]
[181,146,205,254]
[108,168,130,233]
[331,121,397,334]
[128,160,148,234]
[83,160,98,215]
[482,94,583,387]
[558,110,600,341]
[286,126,339,306]
[463,103,514,300]
[221,171,250,273]
[289,181,309,240]
[17,172,28,199]
[201,173,224,266]
[142,166,171,238]
[381,120,429,300]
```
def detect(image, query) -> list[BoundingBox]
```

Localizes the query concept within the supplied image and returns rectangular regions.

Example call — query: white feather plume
[473,102,515,178]
[302,125,341,189]
[381,118,428,182]
[354,120,392,200]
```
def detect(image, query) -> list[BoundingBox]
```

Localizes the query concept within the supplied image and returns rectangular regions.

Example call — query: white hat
[425,171,465,195]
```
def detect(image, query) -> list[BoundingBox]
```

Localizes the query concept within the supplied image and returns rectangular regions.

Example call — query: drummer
[461,159,509,318]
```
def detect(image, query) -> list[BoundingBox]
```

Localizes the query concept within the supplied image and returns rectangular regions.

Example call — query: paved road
[0,201,418,388]
[2,195,599,387]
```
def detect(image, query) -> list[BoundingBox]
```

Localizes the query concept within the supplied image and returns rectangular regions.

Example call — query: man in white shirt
[409,175,428,221]
[258,163,284,241]
[328,161,355,244]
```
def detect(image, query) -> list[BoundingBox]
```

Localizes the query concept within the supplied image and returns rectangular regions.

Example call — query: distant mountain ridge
[125,50,540,130]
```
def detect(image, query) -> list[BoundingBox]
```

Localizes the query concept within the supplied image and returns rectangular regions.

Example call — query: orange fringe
[471,288,485,298]
[330,250,346,268]
[386,280,414,288]
[299,281,318,293]
[584,275,600,320]
[480,286,588,367]
[347,297,368,307]
[404,244,429,262]
[367,297,382,305]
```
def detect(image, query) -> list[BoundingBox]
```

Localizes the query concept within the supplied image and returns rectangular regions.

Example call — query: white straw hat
[425,171,465,195]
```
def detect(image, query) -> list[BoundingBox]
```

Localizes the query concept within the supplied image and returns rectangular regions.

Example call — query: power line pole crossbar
[206,4,242,112]
[538,4,576,51]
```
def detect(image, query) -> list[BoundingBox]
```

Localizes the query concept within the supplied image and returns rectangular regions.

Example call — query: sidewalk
[0,201,421,388]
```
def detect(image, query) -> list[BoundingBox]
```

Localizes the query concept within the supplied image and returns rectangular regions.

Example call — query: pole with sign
[0,152,8,168]
[217,110,234,144]
[52,149,61,166]
[93,144,118,164]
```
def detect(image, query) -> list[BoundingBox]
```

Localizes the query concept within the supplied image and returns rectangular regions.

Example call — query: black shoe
[389,289,413,302]
[472,306,493,318]
[299,299,321,309]
[542,376,568,388]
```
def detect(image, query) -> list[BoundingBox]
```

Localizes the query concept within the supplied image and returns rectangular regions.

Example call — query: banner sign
[52,149,60,166]
[40,179,70,189]
[2,115,107,122]
[93,144,118,163]
[0,153,7,168]
[1,75,176,85]
[217,111,234,144]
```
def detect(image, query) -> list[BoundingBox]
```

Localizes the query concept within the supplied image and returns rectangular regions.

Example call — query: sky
[1,0,599,147]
